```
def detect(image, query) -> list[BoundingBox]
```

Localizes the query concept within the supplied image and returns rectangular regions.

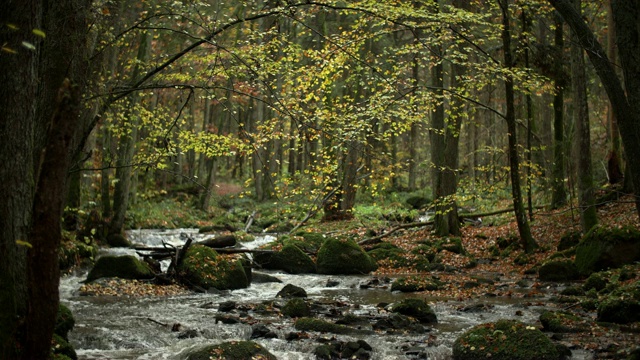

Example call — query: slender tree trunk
[551,15,568,208]
[110,31,153,236]
[500,0,537,252]
[570,0,598,232]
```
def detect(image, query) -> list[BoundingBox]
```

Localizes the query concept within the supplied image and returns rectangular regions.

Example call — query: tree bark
[569,0,598,232]
[499,0,537,253]
[551,15,568,209]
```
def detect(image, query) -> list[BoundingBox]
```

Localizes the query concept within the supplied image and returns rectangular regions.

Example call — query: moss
[583,272,608,292]
[294,317,371,335]
[452,319,560,360]
[316,237,377,275]
[597,298,640,324]
[557,230,581,251]
[538,260,579,282]
[59,232,96,271]
[177,245,248,290]
[86,255,154,282]
[186,341,277,360]
[539,311,588,333]
[391,298,437,324]
[55,304,75,340]
[368,242,410,268]
[51,333,77,360]
[281,298,311,318]
[271,244,316,274]
[575,225,640,276]
[438,237,466,254]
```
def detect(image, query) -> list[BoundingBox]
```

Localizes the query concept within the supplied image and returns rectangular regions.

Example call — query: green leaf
[32,29,46,38]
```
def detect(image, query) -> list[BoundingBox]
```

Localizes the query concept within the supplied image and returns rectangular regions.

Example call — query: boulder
[539,311,590,333]
[276,283,307,298]
[281,298,311,318]
[86,255,154,282]
[177,244,248,291]
[452,319,561,360]
[55,304,75,340]
[269,244,317,274]
[51,333,77,360]
[316,237,377,275]
[597,298,640,324]
[538,260,579,282]
[391,298,437,324]
[575,225,640,276]
[106,233,131,248]
[314,339,373,360]
[186,341,276,360]
[373,313,426,334]
[391,276,442,292]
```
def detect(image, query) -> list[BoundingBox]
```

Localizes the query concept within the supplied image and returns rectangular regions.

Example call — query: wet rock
[251,324,278,339]
[251,271,282,283]
[373,313,426,334]
[326,279,340,287]
[186,340,276,360]
[391,276,442,292]
[282,298,311,318]
[51,333,77,360]
[317,237,377,275]
[86,255,154,282]
[597,298,640,324]
[459,303,493,313]
[176,244,249,291]
[55,304,75,340]
[294,317,373,335]
[218,301,236,312]
[215,314,241,324]
[314,339,372,360]
[106,233,131,248]
[391,298,437,324]
[575,225,640,276]
[177,329,199,339]
[276,284,307,298]
[452,319,560,360]
[583,272,608,292]
[538,260,579,282]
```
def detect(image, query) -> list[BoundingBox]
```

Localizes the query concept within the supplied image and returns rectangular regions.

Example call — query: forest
[1,0,640,359]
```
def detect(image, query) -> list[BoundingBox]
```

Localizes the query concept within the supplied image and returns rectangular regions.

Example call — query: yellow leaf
[16,240,33,248]
[32,29,46,38]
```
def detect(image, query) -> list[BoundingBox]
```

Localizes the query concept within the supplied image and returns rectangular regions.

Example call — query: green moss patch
[177,245,248,291]
[186,341,276,360]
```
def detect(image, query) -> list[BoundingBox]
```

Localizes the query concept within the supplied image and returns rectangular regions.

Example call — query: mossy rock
[391,298,437,324]
[368,242,410,267]
[538,260,579,282]
[557,231,581,251]
[55,304,75,340]
[452,319,560,360]
[597,298,640,324]
[291,231,326,253]
[59,233,96,271]
[86,255,154,282]
[281,298,311,318]
[276,283,307,298]
[316,237,377,275]
[438,237,466,254]
[575,225,640,276]
[391,276,442,292]
[410,244,438,263]
[539,311,589,333]
[294,317,372,335]
[177,245,248,291]
[270,244,316,274]
[186,341,277,360]
[51,333,77,360]
[583,272,608,292]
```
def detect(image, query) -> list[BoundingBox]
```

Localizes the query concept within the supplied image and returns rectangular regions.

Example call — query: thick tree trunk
[0,2,40,356]
[500,0,537,253]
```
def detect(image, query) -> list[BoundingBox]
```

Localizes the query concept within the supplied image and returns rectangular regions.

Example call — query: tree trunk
[569,0,598,232]
[110,31,153,236]
[549,0,640,220]
[551,15,568,209]
[500,0,537,253]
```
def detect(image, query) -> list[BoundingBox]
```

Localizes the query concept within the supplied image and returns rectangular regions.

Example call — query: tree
[548,0,640,220]
[568,0,597,232]
[0,0,92,357]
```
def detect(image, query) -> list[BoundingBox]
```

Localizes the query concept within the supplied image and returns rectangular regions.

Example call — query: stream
[60,229,593,360]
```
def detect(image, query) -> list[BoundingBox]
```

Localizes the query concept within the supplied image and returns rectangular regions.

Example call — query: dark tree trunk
[551,15,568,208]
[500,0,537,253]
[569,0,598,232]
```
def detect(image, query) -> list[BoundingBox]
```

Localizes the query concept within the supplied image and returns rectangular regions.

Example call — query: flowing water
[60,229,592,360]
